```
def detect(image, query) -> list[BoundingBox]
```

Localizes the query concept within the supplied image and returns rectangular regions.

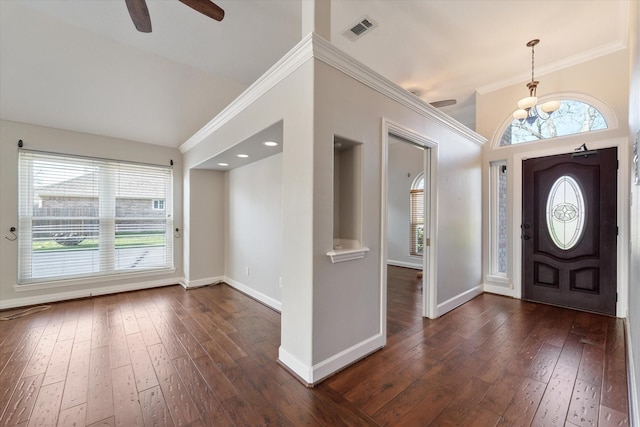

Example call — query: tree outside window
[500,99,607,146]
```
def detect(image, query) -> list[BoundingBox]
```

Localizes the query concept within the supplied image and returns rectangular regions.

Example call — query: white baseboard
[278,347,312,385]
[181,276,224,289]
[224,277,282,312]
[626,319,639,427]
[278,333,385,385]
[0,278,180,310]
[387,260,422,270]
[437,285,484,317]
[483,283,515,298]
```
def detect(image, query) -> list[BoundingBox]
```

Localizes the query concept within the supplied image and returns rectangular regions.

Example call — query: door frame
[512,137,629,317]
[381,118,439,322]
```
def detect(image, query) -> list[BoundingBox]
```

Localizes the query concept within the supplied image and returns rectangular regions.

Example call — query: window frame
[18,150,174,285]
[152,199,165,210]
[489,160,508,278]
[493,94,618,150]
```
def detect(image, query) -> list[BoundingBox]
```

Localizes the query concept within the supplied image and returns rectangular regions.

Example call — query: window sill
[15,268,176,292]
[485,274,510,285]
[326,247,370,263]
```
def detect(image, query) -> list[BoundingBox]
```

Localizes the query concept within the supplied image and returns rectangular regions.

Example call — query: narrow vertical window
[18,150,173,284]
[490,161,507,276]
[410,173,424,256]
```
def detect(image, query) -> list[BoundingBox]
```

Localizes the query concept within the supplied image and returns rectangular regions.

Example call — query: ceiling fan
[125,0,224,33]
[408,89,457,109]
[429,99,457,108]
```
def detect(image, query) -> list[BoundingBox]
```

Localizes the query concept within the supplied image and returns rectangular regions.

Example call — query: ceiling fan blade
[179,0,225,21]
[430,99,457,108]
[125,0,152,32]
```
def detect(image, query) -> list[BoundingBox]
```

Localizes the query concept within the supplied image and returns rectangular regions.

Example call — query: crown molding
[180,32,486,154]
[179,34,315,153]
[311,34,485,146]
[477,40,627,95]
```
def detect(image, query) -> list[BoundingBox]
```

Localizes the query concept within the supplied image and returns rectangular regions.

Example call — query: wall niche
[328,136,369,263]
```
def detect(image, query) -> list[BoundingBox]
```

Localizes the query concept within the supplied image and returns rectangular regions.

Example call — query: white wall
[225,153,283,310]
[312,57,483,365]
[477,49,630,143]
[387,137,423,269]
[0,120,184,309]
[183,169,225,287]
[626,2,640,423]
[182,54,316,379]
[181,35,484,384]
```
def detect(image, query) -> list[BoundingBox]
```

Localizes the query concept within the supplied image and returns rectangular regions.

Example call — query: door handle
[523,235,530,240]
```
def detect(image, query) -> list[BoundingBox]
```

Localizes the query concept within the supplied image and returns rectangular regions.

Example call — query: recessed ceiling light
[237,154,249,158]
[263,141,278,147]
[217,162,229,166]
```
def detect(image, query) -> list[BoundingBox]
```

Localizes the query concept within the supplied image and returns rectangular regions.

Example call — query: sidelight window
[489,161,508,275]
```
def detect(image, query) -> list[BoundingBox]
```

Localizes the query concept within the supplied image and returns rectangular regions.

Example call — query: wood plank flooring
[0,266,630,426]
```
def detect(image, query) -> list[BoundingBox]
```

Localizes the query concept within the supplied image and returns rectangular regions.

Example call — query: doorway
[382,120,437,321]
[522,147,617,315]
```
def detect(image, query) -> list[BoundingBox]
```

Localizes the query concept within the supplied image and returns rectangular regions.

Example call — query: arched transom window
[500,99,607,146]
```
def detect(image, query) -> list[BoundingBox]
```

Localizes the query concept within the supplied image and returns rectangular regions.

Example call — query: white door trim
[381,118,439,320]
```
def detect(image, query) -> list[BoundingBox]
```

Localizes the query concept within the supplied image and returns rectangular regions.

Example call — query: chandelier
[513,39,560,124]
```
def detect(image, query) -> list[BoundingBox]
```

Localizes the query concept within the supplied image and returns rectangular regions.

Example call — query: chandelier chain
[531,43,535,82]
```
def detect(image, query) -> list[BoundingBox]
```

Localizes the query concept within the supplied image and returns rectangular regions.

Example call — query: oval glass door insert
[546,175,585,250]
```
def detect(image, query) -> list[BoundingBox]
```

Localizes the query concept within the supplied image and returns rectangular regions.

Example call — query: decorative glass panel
[500,99,607,146]
[546,176,585,250]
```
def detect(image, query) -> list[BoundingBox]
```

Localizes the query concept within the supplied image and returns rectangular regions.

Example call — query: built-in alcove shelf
[327,239,369,263]
[332,135,364,263]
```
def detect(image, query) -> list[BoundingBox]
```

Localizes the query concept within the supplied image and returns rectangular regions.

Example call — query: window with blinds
[410,173,425,256]
[18,150,173,284]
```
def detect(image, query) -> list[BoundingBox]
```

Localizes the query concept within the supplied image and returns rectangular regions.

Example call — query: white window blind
[410,189,424,256]
[18,150,173,284]
[410,173,425,257]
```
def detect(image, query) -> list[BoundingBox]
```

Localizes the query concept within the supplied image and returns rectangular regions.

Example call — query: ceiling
[0,0,630,150]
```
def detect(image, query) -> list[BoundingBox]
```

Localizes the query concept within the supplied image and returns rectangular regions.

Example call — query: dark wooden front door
[522,147,617,315]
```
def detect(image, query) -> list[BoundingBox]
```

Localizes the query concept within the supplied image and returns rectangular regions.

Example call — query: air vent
[343,16,378,41]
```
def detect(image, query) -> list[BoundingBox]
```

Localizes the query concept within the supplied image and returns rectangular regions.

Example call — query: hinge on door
[426,238,431,247]
[617,226,619,235]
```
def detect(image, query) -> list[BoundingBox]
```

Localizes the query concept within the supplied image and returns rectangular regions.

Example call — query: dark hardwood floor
[0,266,629,426]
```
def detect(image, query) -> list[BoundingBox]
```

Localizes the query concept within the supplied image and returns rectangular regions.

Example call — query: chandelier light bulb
[517,96,538,110]
[513,109,528,120]
[541,100,561,113]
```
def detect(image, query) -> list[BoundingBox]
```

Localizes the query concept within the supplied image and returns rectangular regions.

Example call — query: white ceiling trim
[477,40,627,95]
[181,33,486,155]
[179,34,315,154]
[311,35,486,146]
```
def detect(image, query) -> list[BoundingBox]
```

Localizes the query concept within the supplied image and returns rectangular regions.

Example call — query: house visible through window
[410,173,424,256]
[18,150,173,284]
[153,199,165,210]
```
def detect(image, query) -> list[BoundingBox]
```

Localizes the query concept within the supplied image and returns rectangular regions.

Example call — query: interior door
[522,147,617,315]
